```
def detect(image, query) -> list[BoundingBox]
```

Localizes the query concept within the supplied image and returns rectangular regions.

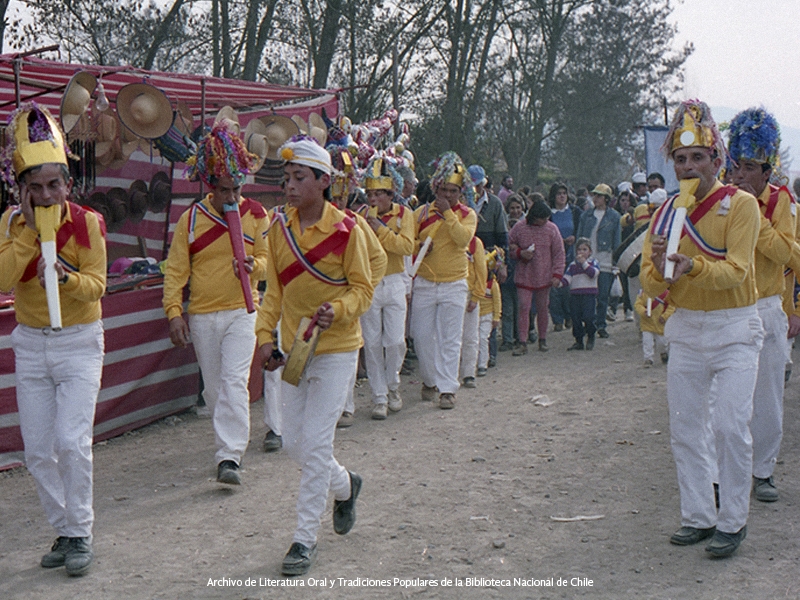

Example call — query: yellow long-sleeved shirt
[0,202,106,328]
[633,203,655,227]
[641,181,760,311]
[413,202,477,282]
[373,203,414,276]
[255,202,374,355]
[346,209,387,287]
[753,184,795,299]
[163,195,269,320]
[467,237,488,304]
[634,292,675,335]
[479,277,502,319]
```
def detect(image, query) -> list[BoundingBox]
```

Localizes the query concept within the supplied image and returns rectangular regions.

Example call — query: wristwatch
[59,273,69,285]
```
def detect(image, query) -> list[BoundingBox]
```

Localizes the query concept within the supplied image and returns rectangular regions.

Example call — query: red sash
[20,202,102,282]
[277,216,356,287]
[418,202,469,233]
[380,204,405,226]
[188,198,265,255]
[763,184,794,222]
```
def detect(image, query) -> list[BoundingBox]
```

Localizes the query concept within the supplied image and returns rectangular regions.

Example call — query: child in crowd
[634,290,674,366]
[459,236,488,389]
[478,247,504,376]
[561,237,599,350]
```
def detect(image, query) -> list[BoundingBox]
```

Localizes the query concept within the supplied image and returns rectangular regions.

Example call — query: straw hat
[116,83,174,139]
[61,71,97,134]
[148,171,172,213]
[252,115,300,162]
[94,111,118,164]
[291,114,309,133]
[307,112,328,147]
[244,119,269,172]
[214,106,240,135]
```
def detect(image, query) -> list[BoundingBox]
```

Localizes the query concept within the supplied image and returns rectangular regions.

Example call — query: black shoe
[263,430,282,453]
[487,356,496,368]
[333,471,362,535]
[564,319,572,329]
[706,526,747,558]
[597,329,609,339]
[669,526,716,546]
[586,336,595,350]
[567,341,584,351]
[753,476,778,502]
[41,536,70,568]
[64,537,93,576]
[498,341,514,352]
[281,542,317,576]
[217,460,241,485]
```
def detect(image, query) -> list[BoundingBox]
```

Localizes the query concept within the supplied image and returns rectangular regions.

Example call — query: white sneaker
[624,310,634,322]
[371,403,388,420]
[387,390,403,412]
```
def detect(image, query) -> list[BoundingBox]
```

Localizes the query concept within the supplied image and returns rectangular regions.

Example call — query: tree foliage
[5,0,690,186]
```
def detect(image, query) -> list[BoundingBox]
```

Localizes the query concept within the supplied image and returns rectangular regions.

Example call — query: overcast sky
[670,0,800,130]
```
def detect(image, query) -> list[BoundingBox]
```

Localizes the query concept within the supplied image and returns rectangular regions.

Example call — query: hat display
[727,107,781,167]
[246,115,299,165]
[291,114,309,134]
[308,112,328,147]
[61,71,97,135]
[84,191,111,225]
[128,180,149,222]
[1,104,71,189]
[174,100,195,137]
[591,183,613,198]
[279,134,332,175]
[663,100,724,159]
[467,164,488,187]
[116,83,174,140]
[149,171,172,213]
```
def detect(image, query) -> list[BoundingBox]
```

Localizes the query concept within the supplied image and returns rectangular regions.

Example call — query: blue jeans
[595,271,614,332]
[549,285,571,326]
[570,294,597,340]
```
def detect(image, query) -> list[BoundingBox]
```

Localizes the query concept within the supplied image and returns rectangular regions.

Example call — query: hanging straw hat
[61,71,97,135]
[244,118,269,172]
[307,112,328,147]
[94,111,119,166]
[291,114,309,134]
[116,82,174,140]
[174,100,195,137]
[214,106,240,135]
[257,115,300,161]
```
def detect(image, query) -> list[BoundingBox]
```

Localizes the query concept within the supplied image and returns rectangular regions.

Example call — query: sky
[669,0,800,173]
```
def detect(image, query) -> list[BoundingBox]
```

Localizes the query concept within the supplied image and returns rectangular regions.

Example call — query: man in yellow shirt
[256,135,373,576]
[641,100,763,558]
[360,155,414,419]
[411,152,477,409]
[0,105,106,576]
[728,108,795,504]
[163,122,268,486]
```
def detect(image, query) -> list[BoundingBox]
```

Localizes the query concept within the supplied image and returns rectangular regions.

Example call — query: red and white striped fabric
[0,286,199,470]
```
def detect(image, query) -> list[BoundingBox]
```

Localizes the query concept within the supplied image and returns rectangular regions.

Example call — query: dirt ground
[1,315,799,600]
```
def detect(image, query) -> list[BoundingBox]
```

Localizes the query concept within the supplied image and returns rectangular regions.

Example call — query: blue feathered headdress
[727,107,781,167]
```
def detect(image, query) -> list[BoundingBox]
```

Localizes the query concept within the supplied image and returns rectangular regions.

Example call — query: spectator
[576,184,621,339]
[498,174,514,205]
[547,182,580,332]
[631,172,648,201]
[499,195,525,351]
[508,197,565,354]
[468,165,508,251]
[562,237,599,350]
[647,172,665,194]
[610,188,636,322]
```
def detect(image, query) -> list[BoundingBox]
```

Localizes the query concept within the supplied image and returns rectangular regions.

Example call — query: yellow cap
[364,158,394,191]
[11,106,68,176]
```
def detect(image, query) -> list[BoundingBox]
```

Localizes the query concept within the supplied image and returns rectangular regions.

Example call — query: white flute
[663,178,700,281]
[646,297,652,318]
[35,205,63,330]
[408,236,433,278]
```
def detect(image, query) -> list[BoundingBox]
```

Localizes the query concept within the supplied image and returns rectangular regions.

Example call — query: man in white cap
[641,100,763,558]
[0,104,106,576]
[256,134,374,575]
[631,171,648,202]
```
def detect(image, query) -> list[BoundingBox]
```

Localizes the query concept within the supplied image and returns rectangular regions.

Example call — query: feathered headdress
[185,121,257,187]
[727,107,781,168]
[662,100,725,160]
[362,152,404,192]
[429,151,474,204]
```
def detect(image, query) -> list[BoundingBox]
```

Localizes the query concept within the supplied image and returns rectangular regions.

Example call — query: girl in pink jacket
[508,197,565,354]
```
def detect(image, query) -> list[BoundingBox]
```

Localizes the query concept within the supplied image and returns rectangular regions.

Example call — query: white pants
[263,367,282,436]
[666,306,763,533]
[411,277,468,394]
[459,297,480,380]
[478,314,493,369]
[751,295,788,479]
[12,320,104,538]
[189,309,256,465]
[641,331,667,362]
[281,351,358,547]
[362,273,407,404]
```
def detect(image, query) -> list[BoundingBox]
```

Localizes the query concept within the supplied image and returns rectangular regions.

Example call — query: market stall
[0,55,339,468]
